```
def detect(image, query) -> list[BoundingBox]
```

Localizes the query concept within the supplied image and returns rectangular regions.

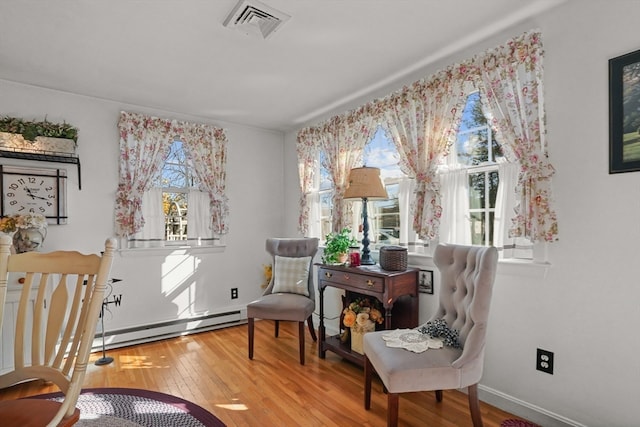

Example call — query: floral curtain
[381,68,468,240]
[296,127,320,236]
[295,30,558,244]
[179,122,229,235]
[115,111,229,238]
[319,108,376,232]
[475,31,558,242]
[115,111,172,237]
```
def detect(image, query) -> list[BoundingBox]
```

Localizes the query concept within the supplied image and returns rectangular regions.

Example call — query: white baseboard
[478,384,586,427]
[91,309,246,352]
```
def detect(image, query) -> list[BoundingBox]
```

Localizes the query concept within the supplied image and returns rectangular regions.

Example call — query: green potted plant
[322,227,358,264]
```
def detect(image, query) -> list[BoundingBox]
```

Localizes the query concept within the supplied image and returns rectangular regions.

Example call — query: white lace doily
[382,329,444,353]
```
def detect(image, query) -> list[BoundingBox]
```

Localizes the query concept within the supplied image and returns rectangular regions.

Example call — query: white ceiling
[0,0,565,132]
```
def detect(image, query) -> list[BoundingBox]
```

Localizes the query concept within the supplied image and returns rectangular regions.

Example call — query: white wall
[0,79,286,343]
[285,2,640,426]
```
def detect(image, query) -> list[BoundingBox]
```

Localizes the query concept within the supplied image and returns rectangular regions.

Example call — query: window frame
[126,140,219,250]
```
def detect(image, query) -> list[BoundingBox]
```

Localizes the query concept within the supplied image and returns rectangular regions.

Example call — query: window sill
[118,244,226,257]
[496,258,550,278]
[403,250,550,279]
[316,246,551,278]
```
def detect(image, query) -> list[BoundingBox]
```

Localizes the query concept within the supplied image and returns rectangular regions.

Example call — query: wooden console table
[317,264,419,366]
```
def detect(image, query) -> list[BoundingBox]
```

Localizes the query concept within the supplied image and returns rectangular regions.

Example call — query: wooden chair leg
[387,392,399,427]
[307,315,317,341]
[435,389,443,402]
[298,321,305,365]
[364,355,373,410]
[248,318,254,360]
[275,320,279,337]
[468,383,484,427]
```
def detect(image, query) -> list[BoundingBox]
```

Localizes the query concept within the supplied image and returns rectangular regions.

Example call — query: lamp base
[360,254,376,265]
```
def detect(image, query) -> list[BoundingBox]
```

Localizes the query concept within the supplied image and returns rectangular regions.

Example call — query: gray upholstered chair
[247,237,319,365]
[363,243,498,427]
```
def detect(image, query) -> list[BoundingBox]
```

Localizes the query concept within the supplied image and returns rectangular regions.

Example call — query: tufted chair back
[263,237,319,302]
[432,243,498,370]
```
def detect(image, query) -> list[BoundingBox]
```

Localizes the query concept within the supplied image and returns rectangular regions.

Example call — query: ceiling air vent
[223,0,291,39]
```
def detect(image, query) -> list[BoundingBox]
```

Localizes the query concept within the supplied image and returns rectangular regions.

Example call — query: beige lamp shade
[343,167,388,200]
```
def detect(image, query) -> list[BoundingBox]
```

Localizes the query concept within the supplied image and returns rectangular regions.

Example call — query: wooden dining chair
[0,235,116,427]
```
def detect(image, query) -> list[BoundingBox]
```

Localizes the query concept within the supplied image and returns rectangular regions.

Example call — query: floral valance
[296,30,558,243]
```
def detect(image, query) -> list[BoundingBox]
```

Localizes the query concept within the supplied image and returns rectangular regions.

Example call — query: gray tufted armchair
[247,238,319,365]
[363,243,498,427]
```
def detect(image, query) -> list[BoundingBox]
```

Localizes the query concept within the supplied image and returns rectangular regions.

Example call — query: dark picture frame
[609,48,640,173]
[418,269,434,294]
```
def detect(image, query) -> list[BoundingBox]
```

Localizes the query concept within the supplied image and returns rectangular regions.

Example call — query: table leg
[318,285,326,359]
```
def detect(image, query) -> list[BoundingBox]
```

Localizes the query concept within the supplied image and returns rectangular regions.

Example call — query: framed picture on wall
[609,48,640,173]
[418,269,434,294]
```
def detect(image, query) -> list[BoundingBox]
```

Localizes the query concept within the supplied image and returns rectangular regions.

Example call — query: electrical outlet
[231,288,238,299]
[536,348,554,374]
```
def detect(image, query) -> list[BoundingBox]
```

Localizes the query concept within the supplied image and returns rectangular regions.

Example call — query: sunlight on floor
[115,355,169,369]
[216,398,248,411]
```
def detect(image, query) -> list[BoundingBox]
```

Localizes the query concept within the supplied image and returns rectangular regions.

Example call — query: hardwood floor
[0,320,526,426]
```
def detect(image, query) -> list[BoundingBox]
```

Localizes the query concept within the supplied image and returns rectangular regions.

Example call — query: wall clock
[1,165,68,224]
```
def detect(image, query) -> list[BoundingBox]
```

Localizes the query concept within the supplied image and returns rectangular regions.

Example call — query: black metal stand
[94,301,113,366]
[94,278,122,366]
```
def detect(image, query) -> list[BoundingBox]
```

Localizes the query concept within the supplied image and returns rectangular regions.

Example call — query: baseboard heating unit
[91,309,246,352]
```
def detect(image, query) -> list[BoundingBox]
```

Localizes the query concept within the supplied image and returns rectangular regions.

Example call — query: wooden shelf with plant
[0,116,79,155]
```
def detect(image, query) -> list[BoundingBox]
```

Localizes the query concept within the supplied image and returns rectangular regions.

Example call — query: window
[317,126,421,250]
[363,127,403,247]
[318,151,333,239]
[131,139,215,248]
[116,111,228,248]
[453,91,503,246]
[153,140,197,242]
[313,93,530,258]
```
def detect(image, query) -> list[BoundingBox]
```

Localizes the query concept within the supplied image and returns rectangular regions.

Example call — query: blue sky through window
[363,126,403,180]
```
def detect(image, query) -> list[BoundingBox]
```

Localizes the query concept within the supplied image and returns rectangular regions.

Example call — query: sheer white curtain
[307,190,322,239]
[132,188,165,248]
[187,190,215,245]
[397,178,413,248]
[438,167,471,245]
[493,160,531,257]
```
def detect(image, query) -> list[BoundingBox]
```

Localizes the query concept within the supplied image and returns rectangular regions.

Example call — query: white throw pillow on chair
[272,255,311,296]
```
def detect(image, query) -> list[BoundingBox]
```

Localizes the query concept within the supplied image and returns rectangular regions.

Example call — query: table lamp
[343,167,388,265]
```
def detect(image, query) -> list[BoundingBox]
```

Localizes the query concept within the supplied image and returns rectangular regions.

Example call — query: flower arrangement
[1,214,48,253]
[0,213,48,233]
[261,263,272,288]
[342,297,384,333]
